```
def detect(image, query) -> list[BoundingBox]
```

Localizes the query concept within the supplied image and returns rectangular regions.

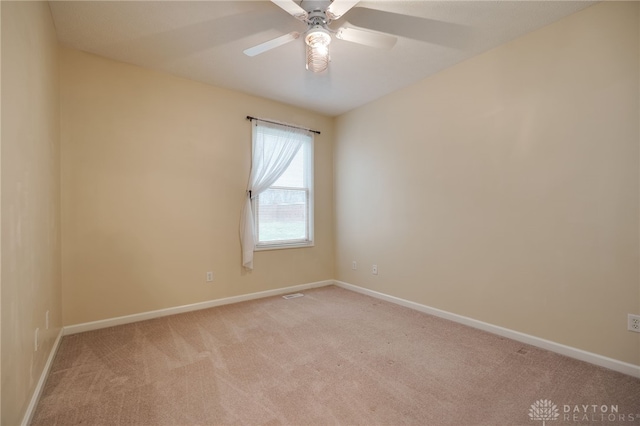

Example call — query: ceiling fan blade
[243,32,300,57]
[270,0,308,22]
[326,0,359,20]
[335,26,397,49]
[346,7,473,50]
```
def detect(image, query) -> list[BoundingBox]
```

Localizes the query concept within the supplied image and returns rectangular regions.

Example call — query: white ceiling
[49,1,596,116]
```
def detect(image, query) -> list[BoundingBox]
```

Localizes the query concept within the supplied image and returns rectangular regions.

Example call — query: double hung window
[254,131,313,248]
[241,120,314,269]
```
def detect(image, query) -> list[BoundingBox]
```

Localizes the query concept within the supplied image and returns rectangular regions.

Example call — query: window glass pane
[257,188,308,243]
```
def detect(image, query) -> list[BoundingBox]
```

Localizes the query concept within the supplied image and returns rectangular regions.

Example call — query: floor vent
[282,293,304,300]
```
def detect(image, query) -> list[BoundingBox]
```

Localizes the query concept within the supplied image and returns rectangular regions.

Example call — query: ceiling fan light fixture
[305,26,331,73]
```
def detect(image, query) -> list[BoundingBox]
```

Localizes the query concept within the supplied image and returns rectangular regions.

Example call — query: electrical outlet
[628,314,640,333]
[352,261,357,270]
[35,328,39,351]
[372,264,378,275]
[206,272,214,282]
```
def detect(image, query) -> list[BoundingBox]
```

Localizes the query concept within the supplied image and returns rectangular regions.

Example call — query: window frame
[252,127,314,251]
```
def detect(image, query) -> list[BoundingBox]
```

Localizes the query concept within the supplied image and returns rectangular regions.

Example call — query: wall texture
[1,2,62,424]
[334,2,640,366]
[60,47,334,326]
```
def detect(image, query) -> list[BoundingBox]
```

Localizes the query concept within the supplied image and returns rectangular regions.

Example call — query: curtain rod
[246,116,321,135]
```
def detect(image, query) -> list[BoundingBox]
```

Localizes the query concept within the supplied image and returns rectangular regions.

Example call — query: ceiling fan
[243,0,397,73]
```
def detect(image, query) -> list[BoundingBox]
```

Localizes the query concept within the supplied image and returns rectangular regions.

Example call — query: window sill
[255,241,314,252]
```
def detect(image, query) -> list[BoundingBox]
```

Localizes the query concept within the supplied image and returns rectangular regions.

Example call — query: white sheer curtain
[240,120,310,269]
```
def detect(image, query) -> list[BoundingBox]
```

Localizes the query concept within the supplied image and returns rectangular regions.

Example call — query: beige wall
[60,47,334,326]
[1,2,62,425]
[1,4,3,421]
[335,2,640,366]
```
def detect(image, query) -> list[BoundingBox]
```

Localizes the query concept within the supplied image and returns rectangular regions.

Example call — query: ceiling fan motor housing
[300,0,333,14]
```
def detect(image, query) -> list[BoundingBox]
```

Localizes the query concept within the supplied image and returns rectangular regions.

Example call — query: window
[252,123,314,249]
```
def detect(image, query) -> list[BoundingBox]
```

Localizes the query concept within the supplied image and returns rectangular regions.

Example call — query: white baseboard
[334,280,640,379]
[63,280,333,335]
[21,328,64,426]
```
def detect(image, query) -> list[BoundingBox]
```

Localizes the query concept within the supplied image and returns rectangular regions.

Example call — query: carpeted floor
[32,285,640,425]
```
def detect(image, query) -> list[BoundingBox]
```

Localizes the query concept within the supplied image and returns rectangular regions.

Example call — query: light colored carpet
[32,285,640,425]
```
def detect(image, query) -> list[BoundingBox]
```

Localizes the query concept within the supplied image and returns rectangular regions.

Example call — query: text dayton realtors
[562,404,638,423]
